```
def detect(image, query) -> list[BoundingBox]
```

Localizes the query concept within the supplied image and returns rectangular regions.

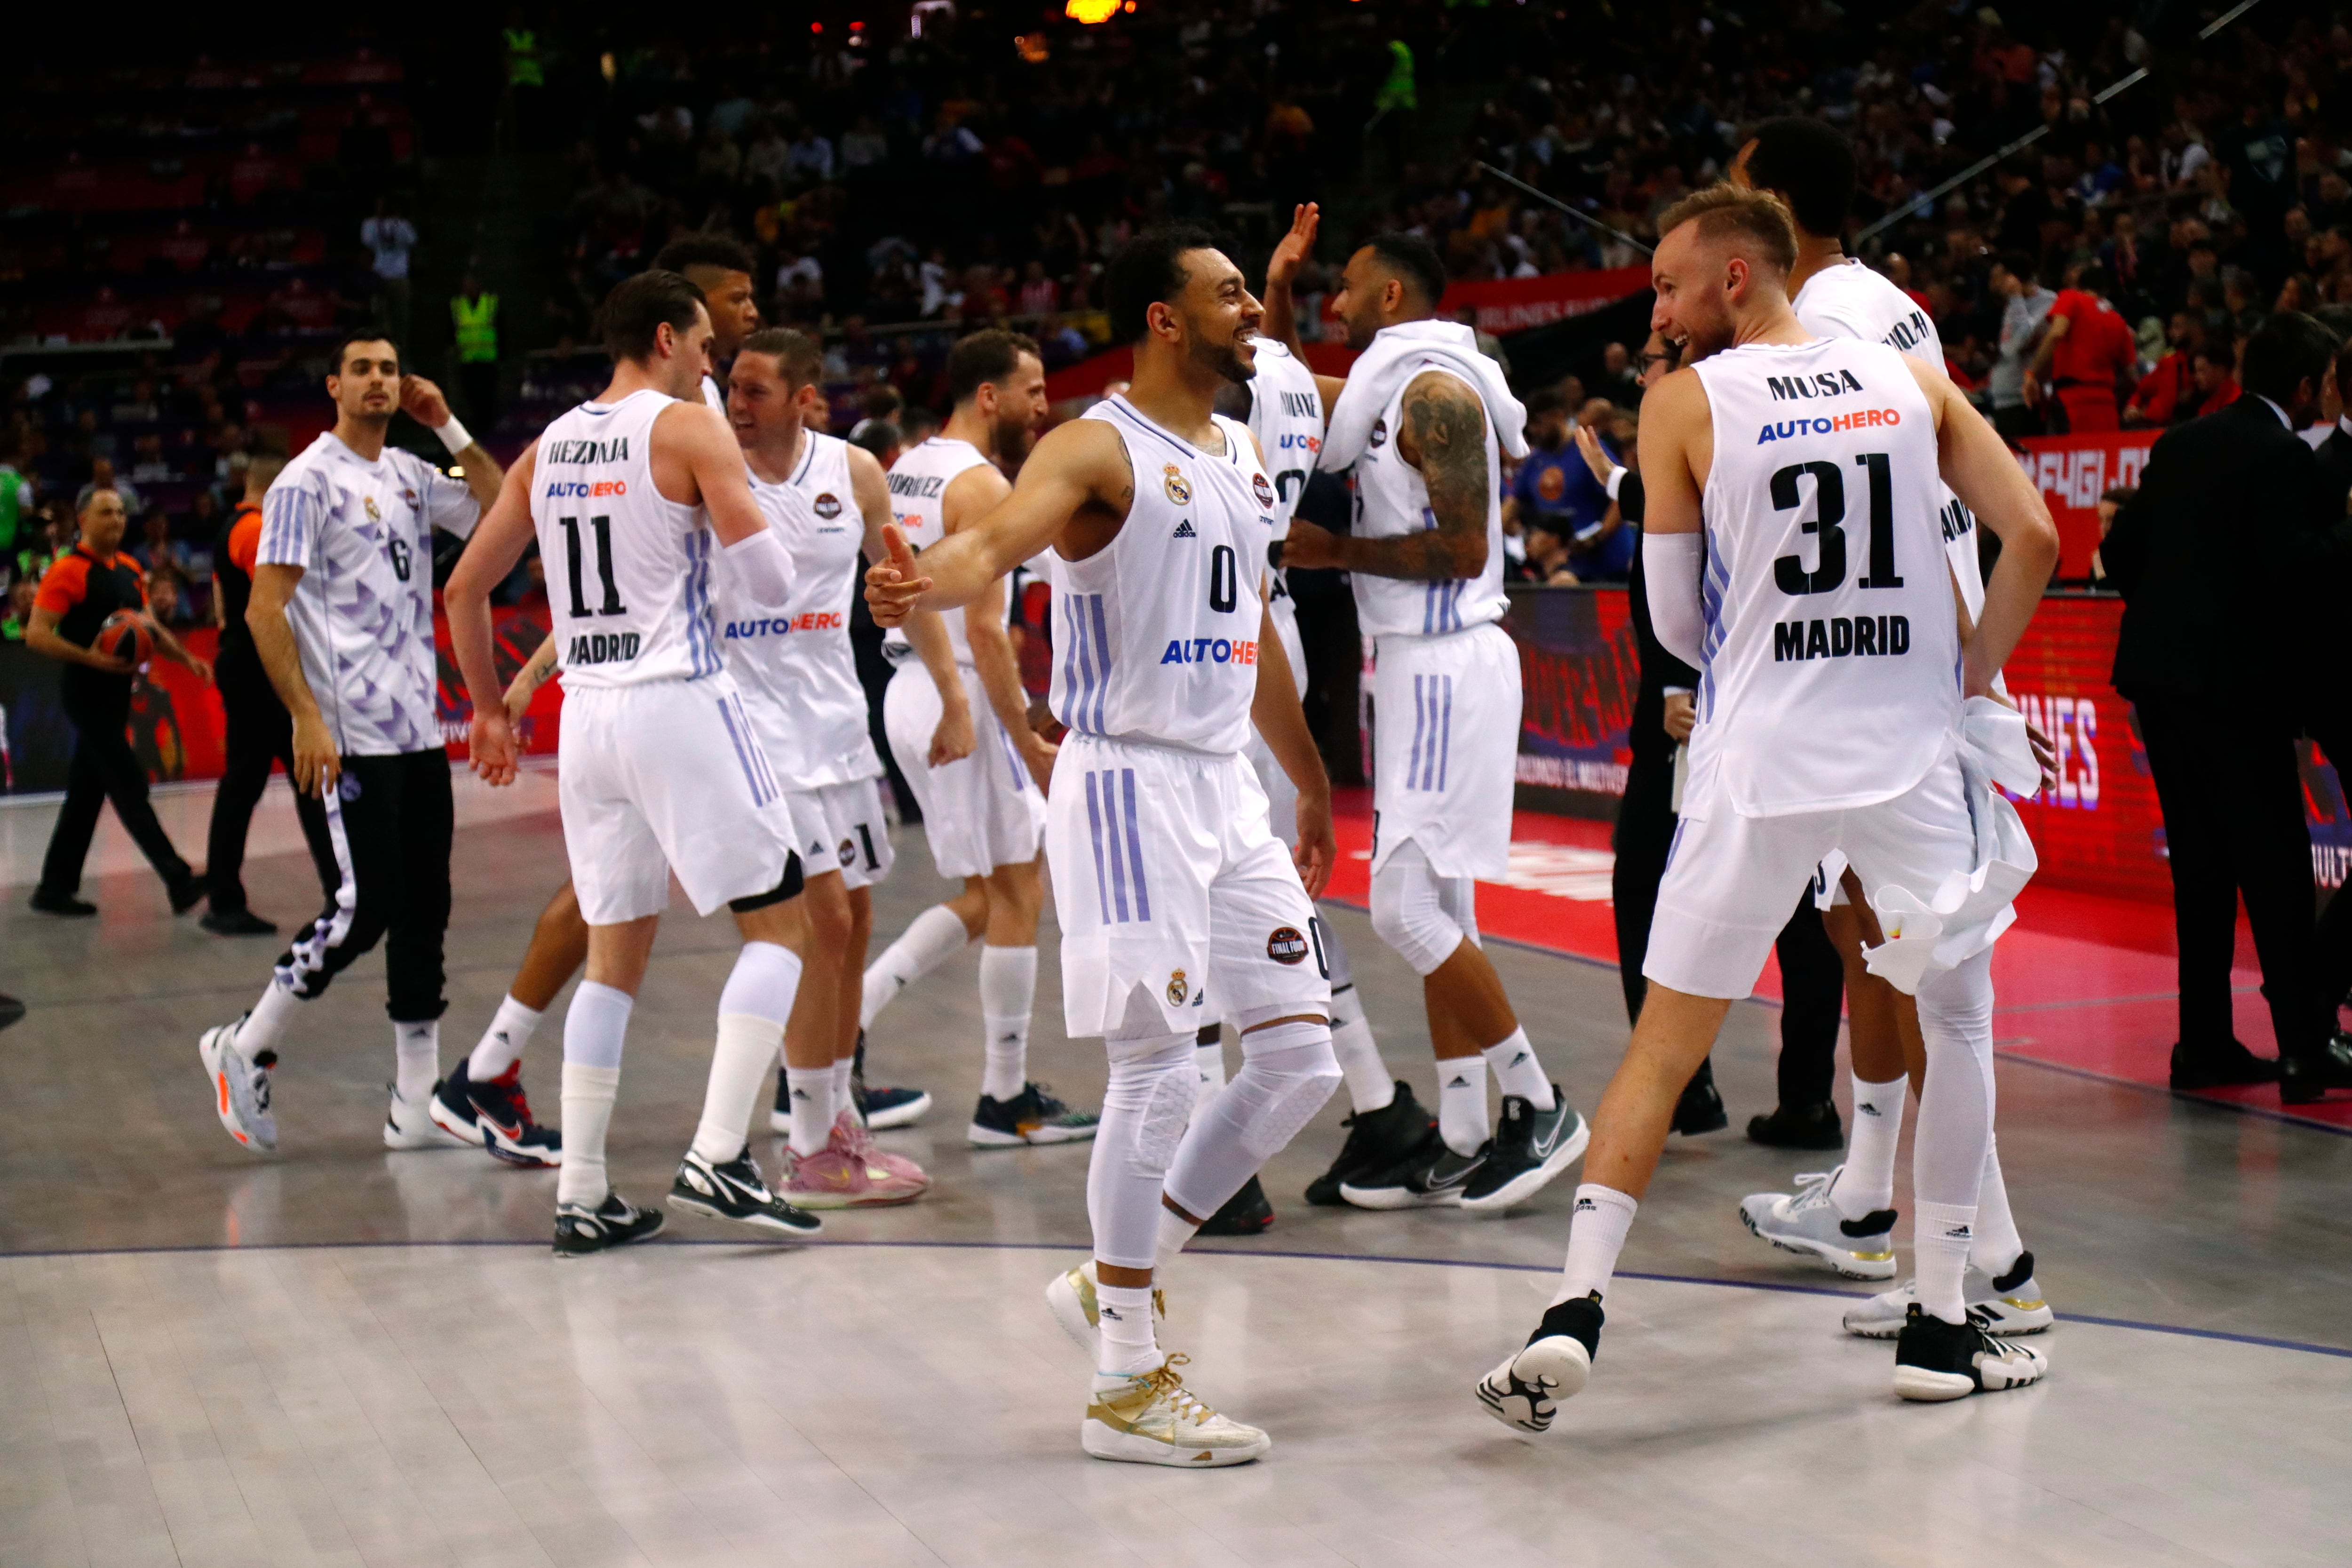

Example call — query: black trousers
[205,663,333,914]
[1613,742,1846,1104]
[2135,696,2327,1057]
[2306,716,2350,1027]
[38,693,192,898]
[275,749,453,1023]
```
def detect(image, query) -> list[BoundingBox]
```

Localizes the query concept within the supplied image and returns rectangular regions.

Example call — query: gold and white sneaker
[1045,1259,1166,1360]
[1081,1355,1270,1467]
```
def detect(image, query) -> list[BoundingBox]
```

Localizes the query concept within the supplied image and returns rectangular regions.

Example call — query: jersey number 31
[1770,455,1904,597]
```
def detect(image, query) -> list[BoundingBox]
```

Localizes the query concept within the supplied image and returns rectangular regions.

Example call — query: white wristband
[432,415,473,456]
[1604,464,1628,501]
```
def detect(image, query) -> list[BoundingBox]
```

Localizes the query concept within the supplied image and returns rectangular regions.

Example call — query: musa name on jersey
[1345,365,1510,639]
[258,433,481,754]
[1794,257,1984,617]
[1686,337,1959,818]
[883,435,998,666]
[529,389,723,689]
[724,431,881,788]
[1050,396,1276,756]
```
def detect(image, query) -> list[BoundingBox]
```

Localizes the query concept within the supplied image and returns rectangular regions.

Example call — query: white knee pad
[1232,1021,1343,1158]
[1370,841,1470,976]
[1911,947,1997,1207]
[1105,1033,1198,1176]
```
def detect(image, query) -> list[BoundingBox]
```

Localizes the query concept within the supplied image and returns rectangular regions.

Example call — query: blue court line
[6,1235,2346,1362]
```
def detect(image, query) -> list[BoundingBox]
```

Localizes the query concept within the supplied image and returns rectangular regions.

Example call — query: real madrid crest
[1162,464,1192,506]
[363,496,381,522]
[1166,969,1189,1006]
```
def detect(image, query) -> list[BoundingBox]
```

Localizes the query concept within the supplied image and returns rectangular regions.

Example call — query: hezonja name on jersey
[544,438,628,464]
[1758,408,1903,444]
[569,632,641,665]
[1773,614,1911,662]
[1767,371,1867,401]
[726,612,843,637]
[543,479,628,498]
[887,472,946,498]
[1159,637,1260,666]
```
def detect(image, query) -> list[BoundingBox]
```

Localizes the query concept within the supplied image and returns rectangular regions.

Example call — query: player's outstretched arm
[1285,369,1488,580]
[1911,359,2060,695]
[664,400,796,609]
[947,462,1052,787]
[866,418,1129,624]
[1251,589,1334,899]
[445,439,540,787]
[852,443,972,765]
[399,374,505,514]
[1634,369,1710,670]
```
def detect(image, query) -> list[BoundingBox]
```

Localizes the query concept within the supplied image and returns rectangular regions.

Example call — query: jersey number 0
[557,514,629,618]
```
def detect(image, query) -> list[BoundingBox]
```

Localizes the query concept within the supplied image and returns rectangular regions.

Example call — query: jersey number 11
[557,514,629,618]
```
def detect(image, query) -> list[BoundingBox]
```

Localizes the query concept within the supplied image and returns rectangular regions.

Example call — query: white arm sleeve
[723,526,796,610]
[1642,532,1706,671]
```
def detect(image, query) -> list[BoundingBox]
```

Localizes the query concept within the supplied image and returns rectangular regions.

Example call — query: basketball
[94,609,152,669]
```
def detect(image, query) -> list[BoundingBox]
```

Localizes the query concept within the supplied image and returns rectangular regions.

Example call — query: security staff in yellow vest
[451,274,500,426]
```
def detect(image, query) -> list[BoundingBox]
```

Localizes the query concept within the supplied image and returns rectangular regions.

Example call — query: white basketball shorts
[1048,734,1331,1039]
[558,675,796,925]
[1242,590,1311,848]
[1369,619,1520,880]
[883,660,1046,880]
[785,777,895,891]
[1646,748,1989,1000]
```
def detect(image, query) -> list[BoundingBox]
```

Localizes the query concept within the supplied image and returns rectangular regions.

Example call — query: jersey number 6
[557,514,629,619]
[1770,454,1904,597]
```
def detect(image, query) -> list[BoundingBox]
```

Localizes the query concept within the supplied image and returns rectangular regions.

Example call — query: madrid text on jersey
[1772,613,1911,663]
[569,631,642,665]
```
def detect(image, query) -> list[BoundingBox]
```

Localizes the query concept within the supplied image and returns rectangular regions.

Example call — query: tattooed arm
[1281,369,1490,581]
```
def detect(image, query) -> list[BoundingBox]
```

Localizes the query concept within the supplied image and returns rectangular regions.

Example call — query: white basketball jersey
[1685,338,1960,818]
[884,435,997,665]
[724,433,881,788]
[530,390,722,690]
[1246,339,1324,538]
[1347,366,1510,638]
[1050,396,1275,756]
[1794,258,1984,618]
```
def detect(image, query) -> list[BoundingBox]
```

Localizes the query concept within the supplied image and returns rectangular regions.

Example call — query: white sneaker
[1081,1355,1270,1467]
[383,1083,471,1150]
[198,1019,277,1154]
[1844,1250,2055,1339]
[1045,1260,1166,1361]
[1474,1293,1602,1434]
[1737,1166,1898,1280]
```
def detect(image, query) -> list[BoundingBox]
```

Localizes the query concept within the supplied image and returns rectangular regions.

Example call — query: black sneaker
[29,889,95,917]
[853,1031,931,1129]
[1459,1089,1589,1214]
[201,908,279,936]
[0,994,22,1033]
[1339,1127,1487,1209]
[1746,1100,1845,1149]
[668,1149,823,1235]
[434,1057,562,1167]
[1196,1174,1273,1236]
[1892,1302,2049,1401]
[169,876,207,916]
[1670,1058,1728,1136]
[969,1082,1101,1146]
[1476,1291,1603,1433]
[1303,1081,1436,1205]
[553,1192,666,1257]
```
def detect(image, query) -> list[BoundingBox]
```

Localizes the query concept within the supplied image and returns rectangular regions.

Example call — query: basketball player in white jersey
[1260,208,1586,1215]
[1475,186,2058,1422]
[1729,118,2056,1338]
[447,271,821,1254]
[432,234,769,1157]
[867,329,1103,1147]
[867,226,1343,1467]
[1197,332,1414,1229]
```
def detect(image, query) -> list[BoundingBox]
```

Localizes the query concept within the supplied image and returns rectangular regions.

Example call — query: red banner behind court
[2013,430,2156,581]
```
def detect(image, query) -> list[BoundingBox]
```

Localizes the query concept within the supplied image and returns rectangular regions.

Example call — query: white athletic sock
[394,1022,438,1103]
[1329,987,1394,1112]
[1482,1027,1555,1110]
[1970,1140,2025,1279]
[691,1014,784,1166]
[1154,1205,1200,1269]
[1094,1281,1161,1376]
[978,944,1037,1101]
[1437,1055,1489,1155]
[1836,1073,1907,1221]
[1914,1201,1977,1323]
[468,993,542,1079]
[556,1062,620,1209]
[1551,1184,1639,1305]
[1194,1037,1227,1112]
[785,1067,835,1158]
[862,904,972,1027]
[830,1056,855,1120]
[235,978,302,1061]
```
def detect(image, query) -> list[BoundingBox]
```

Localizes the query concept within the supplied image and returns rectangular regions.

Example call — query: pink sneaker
[834,1109,930,1194]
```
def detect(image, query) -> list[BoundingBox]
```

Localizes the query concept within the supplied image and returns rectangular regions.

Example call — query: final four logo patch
[1252,471,1274,507]
[1368,417,1388,449]
[813,492,843,520]
[1163,464,1192,505]
[1266,926,1309,965]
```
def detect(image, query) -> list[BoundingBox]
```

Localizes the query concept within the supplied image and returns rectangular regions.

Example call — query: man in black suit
[2104,311,2350,1099]
[2295,333,2352,1096]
